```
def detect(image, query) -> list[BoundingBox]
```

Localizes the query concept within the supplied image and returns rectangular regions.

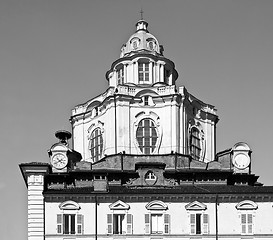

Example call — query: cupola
[120,19,162,57]
[106,19,178,88]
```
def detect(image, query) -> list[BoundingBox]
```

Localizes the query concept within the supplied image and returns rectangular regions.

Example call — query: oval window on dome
[148,41,155,50]
[136,118,158,154]
[130,37,140,50]
[147,38,157,51]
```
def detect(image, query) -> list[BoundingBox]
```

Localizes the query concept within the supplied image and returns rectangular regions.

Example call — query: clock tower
[48,130,82,173]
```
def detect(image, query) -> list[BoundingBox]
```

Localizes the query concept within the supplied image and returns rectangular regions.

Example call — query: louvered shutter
[190,214,196,234]
[77,214,84,234]
[203,213,209,234]
[241,214,247,234]
[164,214,170,234]
[145,214,150,234]
[107,214,113,234]
[127,214,133,234]
[247,214,253,234]
[57,214,62,234]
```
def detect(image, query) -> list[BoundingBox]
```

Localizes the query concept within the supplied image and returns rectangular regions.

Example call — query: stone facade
[20,18,273,240]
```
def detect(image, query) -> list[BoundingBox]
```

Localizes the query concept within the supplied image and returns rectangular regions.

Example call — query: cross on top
[140,8,144,20]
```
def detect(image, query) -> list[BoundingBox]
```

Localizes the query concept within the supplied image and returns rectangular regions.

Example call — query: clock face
[233,153,250,169]
[51,153,68,170]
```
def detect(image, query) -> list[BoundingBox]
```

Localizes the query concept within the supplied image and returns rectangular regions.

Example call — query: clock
[51,153,68,170]
[232,153,250,170]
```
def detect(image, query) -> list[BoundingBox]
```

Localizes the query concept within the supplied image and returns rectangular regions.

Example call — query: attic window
[94,175,106,180]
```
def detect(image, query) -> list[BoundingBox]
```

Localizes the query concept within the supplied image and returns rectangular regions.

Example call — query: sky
[1,0,273,239]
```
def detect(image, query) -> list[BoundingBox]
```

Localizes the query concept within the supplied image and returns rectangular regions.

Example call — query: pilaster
[20,164,50,240]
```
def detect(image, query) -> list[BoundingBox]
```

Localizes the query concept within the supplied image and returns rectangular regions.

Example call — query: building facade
[20,19,273,240]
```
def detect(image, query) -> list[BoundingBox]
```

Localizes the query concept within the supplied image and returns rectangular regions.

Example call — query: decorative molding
[59,200,81,210]
[109,200,130,210]
[146,200,168,210]
[185,201,207,211]
[236,200,258,210]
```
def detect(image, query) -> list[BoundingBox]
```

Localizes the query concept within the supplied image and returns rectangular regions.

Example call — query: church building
[20,18,273,240]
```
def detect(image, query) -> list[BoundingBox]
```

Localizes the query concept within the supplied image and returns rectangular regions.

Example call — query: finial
[55,130,71,146]
[140,8,144,20]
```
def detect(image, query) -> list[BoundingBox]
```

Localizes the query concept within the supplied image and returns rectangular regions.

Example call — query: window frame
[145,200,170,235]
[107,213,133,235]
[88,122,105,162]
[144,213,170,234]
[138,62,150,83]
[57,201,83,235]
[188,124,205,161]
[136,118,158,154]
[116,66,124,85]
[89,127,103,162]
[108,200,133,235]
[190,127,201,160]
[134,112,162,155]
[185,201,208,235]
[236,200,257,235]
[189,212,209,235]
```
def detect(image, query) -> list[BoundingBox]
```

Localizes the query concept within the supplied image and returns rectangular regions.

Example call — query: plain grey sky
[1,0,273,239]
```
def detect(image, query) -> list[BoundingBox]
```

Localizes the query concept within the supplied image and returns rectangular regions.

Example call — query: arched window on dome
[136,118,158,154]
[138,60,149,83]
[89,128,103,162]
[190,127,201,161]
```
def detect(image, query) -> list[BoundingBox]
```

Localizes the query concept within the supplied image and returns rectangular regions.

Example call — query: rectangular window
[107,214,133,235]
[151,214,163,234]
[139,63,149,82]
[113,214,125,234]
[145,214,170,234]
[64,214,75,234]
[190,213,209,235]
[117,68,124,85]
[57,214,83,235]
[241,213,253,234]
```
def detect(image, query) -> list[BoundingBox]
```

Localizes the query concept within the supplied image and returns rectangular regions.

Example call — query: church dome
[120,19,163,58]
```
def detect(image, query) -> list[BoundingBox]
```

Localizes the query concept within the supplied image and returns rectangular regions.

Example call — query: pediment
[236,200,258,210]
[146,200,168,210]
[109,200,130,210]
[185,201,207,211]
[59,200,80,210]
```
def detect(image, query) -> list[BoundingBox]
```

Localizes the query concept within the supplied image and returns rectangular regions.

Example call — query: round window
[145,171,157,185]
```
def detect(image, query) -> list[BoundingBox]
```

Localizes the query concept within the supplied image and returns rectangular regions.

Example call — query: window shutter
[247,214,253,234]
[127,214,133,234]
[57,214,62,234]
[145,214,150,234]
[77,214,84,234]
[190,214,196,234]
[164,214,170,234]
[241,214,247,234]
[107,214,113,234]
[203,213,209,234]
